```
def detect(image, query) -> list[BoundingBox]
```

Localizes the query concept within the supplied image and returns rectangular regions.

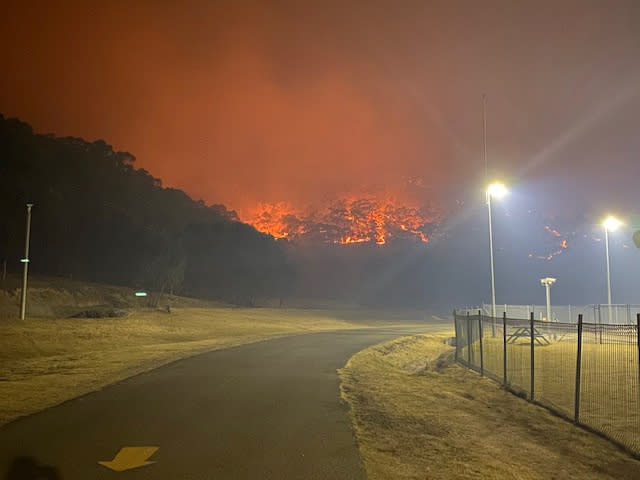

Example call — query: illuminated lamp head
[603,216,623,232]
[487,182,508,199]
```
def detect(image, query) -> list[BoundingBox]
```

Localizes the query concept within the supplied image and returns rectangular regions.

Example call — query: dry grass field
[467,332,640,454]
[339,333,640,479]
[0,306,425,426]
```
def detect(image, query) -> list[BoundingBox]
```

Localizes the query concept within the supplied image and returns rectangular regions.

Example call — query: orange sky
[2,0,640,218]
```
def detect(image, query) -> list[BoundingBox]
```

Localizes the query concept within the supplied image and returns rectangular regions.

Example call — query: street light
[487,183,508,199]
[487,182,508,321]
[540,277,556,322]
[602,216,622,323]
[20,203,34,320]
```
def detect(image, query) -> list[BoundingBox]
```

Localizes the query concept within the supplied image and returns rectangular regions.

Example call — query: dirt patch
[339,333,640,479]
[69,307,128,318]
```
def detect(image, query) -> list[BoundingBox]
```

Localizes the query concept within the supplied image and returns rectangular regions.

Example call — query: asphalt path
[0,323,449,480]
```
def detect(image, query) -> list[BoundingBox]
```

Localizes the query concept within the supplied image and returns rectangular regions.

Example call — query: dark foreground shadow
[5,457,61,480]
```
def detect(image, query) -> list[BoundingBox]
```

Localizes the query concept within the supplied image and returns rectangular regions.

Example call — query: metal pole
[598,304,603,344]
[483,94,488,182]
[467,312,471,366]
[605,227,613,324]
[636,314,640,408]
[530,312,535,401]
[503,311,507,386]
[545,282,552,322]
[574,314,583,423]
[478,310,484,376]
[20,204,34,320]
[454,311,459,363]
[487,193,497,322]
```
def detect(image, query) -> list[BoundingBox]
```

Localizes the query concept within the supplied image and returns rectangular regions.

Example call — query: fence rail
[455,304,640,324]
[454,311,640,456]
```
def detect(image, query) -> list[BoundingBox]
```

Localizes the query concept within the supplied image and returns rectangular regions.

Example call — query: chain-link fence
[456,304,640,324]
[454,311,640,456]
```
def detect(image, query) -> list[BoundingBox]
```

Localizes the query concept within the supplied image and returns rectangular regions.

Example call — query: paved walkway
[0,325,444,479]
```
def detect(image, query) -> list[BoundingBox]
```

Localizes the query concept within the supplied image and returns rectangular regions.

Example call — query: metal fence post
[467,312,471,366]
[478,310,484,376]
[598,305,603,344]
[637,314,640,407]
[530,312,535,401]
[492,305,496,338]
[454,310,459,363]
[503,311,507,386]
[574,314,583,423]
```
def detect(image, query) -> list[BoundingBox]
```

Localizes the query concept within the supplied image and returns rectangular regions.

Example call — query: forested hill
[0,114,292,304]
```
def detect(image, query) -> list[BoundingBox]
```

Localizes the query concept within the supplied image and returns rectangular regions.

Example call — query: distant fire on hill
[244,195,441,245]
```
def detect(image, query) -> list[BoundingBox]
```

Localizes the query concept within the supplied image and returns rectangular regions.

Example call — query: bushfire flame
[245,196,439,245]
[529,225,569,260]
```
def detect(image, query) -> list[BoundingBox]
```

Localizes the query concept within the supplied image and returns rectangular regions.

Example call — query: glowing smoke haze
[1,0,639,241]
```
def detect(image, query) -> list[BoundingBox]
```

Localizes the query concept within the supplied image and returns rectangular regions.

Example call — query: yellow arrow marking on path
[98,446,159,472]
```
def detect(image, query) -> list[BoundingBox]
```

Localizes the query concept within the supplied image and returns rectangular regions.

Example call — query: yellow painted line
[98,446,159,472]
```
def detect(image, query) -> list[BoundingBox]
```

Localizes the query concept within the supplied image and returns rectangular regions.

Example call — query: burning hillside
[244,196,441,245]
[243,195,577,263]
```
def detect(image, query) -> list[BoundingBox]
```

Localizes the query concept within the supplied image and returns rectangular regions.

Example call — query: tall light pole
[540,277,556,322]
[20,203,34,320]
[603,216,622,324]
[487,182,508,320]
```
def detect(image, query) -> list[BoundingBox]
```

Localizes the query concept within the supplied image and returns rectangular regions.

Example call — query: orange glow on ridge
[244,196,438,245]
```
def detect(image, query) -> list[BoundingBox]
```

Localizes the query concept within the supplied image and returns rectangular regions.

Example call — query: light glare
[487,182,508,199]
[603,216,623,232]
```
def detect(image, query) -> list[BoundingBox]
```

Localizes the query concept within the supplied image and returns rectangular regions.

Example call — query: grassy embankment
[476,334,639,452]
[339,333,640,480]
[0,276,427,426]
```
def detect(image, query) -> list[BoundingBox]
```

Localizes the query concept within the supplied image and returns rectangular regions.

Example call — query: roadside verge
[339,333,640,479]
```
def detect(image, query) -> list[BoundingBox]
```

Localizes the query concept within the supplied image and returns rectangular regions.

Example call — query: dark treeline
[0,114,293,305]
